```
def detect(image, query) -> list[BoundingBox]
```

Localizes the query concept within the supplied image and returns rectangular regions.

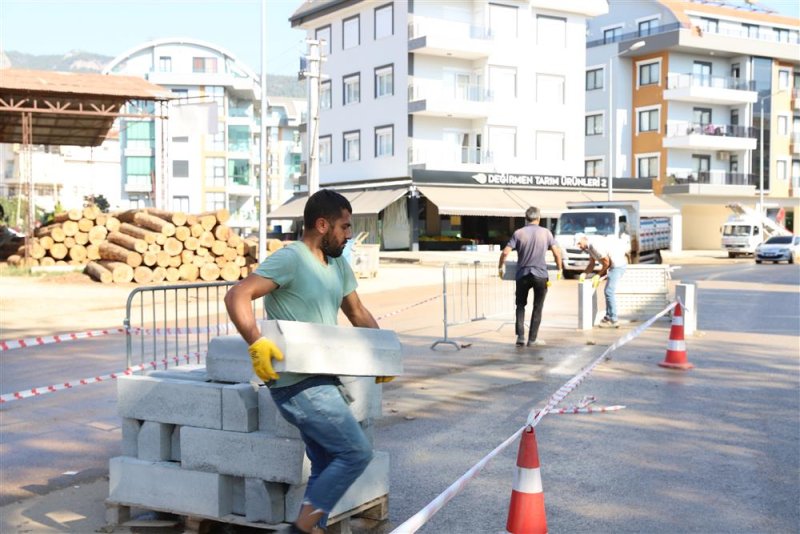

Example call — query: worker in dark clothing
[498,206,563,347]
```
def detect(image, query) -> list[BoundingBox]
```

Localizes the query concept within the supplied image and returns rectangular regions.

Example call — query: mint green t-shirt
[254,241,357,388]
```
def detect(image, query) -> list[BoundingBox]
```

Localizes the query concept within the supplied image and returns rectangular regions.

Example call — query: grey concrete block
[181,427,310,484]
[258,387,301,439]
[284,482,305,522]
[147,365,209,382]
[108,456,233,518]
[223,383,259,432]
[206,335,257,384]
[117,375,223,430]
[263,320,403,376]
[231,477,245,516]
[170,426,181,462]
[339,376,382,420]
[121,418,141,458]
[360,419,375,448]
[137,421,173,462]
[246,478,285,523]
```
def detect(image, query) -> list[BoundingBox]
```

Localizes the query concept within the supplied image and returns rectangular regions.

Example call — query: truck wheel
[562,270,577,280]
[654,250,662,264]
[728,252,737,258]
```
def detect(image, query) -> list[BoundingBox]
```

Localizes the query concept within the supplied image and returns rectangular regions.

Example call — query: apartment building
[283,0,660,250]
[585,0,800,249]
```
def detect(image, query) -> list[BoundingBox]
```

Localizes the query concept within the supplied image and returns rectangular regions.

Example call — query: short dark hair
[525,206,540,222]
[303,189,352,229]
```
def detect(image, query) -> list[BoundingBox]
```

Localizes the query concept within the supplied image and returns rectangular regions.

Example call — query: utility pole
[301,39,323,195]
[258,0,269,262]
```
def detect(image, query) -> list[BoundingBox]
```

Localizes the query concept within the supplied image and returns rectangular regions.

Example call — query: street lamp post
[607,40,645,201]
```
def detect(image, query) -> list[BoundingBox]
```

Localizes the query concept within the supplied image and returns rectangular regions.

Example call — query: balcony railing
[408,21,493,41]
[670,171,757,186]
[665,122,756,138]
[410,146,493,166]
[666,73,755,91]
[588,22,688,47]
[408,83,492,103]
[688,20,800,45]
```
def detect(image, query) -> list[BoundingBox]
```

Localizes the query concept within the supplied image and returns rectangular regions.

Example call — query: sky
[0,0,798,77]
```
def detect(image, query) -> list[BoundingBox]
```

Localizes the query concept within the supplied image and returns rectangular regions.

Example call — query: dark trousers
[515,274,549,342]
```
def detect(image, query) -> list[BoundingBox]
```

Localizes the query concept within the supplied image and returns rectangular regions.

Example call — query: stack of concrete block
[109,322,401,527]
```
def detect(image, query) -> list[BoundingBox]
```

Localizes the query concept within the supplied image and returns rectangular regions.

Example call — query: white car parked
[755,235,800,264]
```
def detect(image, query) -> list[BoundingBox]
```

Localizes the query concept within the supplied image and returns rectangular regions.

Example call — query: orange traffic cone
[506,426,547,534]
[659,302,693,370]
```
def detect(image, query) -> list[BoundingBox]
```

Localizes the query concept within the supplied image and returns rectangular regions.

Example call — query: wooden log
[95,214,107,227]
[165,267,180,282]
[211,240,227,256]
[85,261,113,284]
[145,208,188,227]
[74,232,89,246]
[108,231,148,253]
[174,225,191,242]
[88,225,108,245]
[82,205,101,220]
[168,255,182,268]
[118,223,157,244]
[267,239,284,253]
[151,266,167,283]
[63,236,76,249]
[213,224,231,241]
[223,247,238,262]
[105,216,121,232]
[199,262,221,281]
[183,236,199,251]
[215,256,227,267]
[199,208,230,224]
[195,246,209,257]
[156,250,171,268]
[243,239,258,257]
[62,220,79,237]
[199,214,217,231]
[191,255,207,268]
[7,254,21,266]
[186,214,199,226]
[133,266,154,284]
[69,244,87,263]
[234,242,245,255]
[178,263,199,282]
[97,260,134,283]
[190,223,204,238]
[99,242,143,268]
[77,218,94,232]
[234,255,246,267]
[39,235,54,251]
[142,251,157,267]
[17,242,46,259]
[241,266,250,279]
[220,262,241,281]
[37,224,66,242]
[163,237,183,257]
[198,231,215,248]
[180,249,194,264]
[133,212,176,236]
[39,256,56,267]
[147,243,160,254]
[227,233,242,247]
[115,209,139,224]
[55,260,68,266]
[50,242,68,260]
[155,233,167,246]
[86,244,101,261]
[53,208,82,223]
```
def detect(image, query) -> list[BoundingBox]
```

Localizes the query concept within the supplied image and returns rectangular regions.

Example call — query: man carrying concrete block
[225,189,392,534]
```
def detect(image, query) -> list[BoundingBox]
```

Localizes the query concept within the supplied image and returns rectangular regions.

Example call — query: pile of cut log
[6,206,271,284]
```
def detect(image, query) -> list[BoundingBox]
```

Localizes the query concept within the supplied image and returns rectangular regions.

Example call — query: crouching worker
[224,189,392,533]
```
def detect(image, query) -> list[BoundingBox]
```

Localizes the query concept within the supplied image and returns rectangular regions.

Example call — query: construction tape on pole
[0,328,127,352]
[390,300,677,534]
[375,294,441,322]
[0,351,205,404]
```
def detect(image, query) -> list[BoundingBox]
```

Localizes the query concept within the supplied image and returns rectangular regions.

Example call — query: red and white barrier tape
[389,301,677,534]
[0,328,127,352]
[375,294,441,322]
[127,324,235,336]
[0,352,205,404]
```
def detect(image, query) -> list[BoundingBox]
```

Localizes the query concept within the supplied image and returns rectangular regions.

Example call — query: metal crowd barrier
[431,261,516,350]
[124,281,265,369]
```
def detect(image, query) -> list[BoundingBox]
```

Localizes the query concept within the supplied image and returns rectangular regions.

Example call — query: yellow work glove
[578,273,587,283]
[547,270,563,288]
[375,376,395,384]
[591,274,601,288]
[497,266,504,278]
[248,337,284,382]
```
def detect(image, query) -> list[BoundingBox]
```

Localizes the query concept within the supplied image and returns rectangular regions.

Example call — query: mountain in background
[2,50,306,98]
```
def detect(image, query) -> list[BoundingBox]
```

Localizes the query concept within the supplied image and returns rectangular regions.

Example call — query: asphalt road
[1,261,798,533]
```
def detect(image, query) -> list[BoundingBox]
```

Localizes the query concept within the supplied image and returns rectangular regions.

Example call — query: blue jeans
[605,266,626,321]
[270,376,373,519]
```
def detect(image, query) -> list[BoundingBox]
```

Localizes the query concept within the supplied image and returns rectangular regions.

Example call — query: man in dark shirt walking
[498,206,563,347]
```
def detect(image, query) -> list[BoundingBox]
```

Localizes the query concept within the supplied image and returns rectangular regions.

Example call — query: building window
[172,136,189,143]
[228,159,250,186]
[586,68,603,90]
[490,126,517,161]
[125,156,154,187]
[489,65,517,99]
[171,88,189,103]
[205,192,225,211]
[319,135,332,165]
[778,115,788,135]
[778,69,790,89]
[637,155,659,178]
[585,159,604,177]
[374,4,393,39]
[159,56,172,72]
[730,109,739,126]
[316,25,332,55]
[638,61,660,86]
[375,125,393,157]
[776,160,787,181]
[693,107,712,127]
[206,131,225,152]
[205,157,226,187]
[585,114,604,136]
[490,3,518,39]
[343,73,360,105]
[125,120,154,149]
[774,28,789,42]
[603,26,622,44]
[693,61,712,86]
[375,65,394,98]
[228,125,250,152]
[320,80,332,109]
[692,154,710,180]
[744,24,759,38]
[173,160,189,178]
[638,108,659,133]
[172,196,189,212]
[638,19,657,36]
[700,18,718,33]
[343,15,360,49]
[343,130,360,161]
[536,74,564,105]
[537,15,566,46]
[536,131,564,162]
[192,57,218,73]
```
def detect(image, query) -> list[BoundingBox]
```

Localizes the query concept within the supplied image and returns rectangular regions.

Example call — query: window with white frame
[776,160,787,181]
[586,68,603,90]
[638,18,657,36]
[779,69,790,89]
[375,126,393,157]
[319,135,332,165]
[774,28,789,42]
[489,126,517,161]
[374,4,392,39]
[193,57,218,73]
[585,159,604,177]
[603,26,622,44]
[205,157,226,187]
[172,196,189,212]
[537,14,566,46]
[778,115,788,135]
[638,107,659,133]
[489,65,517,100]
[320,80,332,109]
[700,18,719,33]
[316,25,332,55]
[536,131,564,161]
[375,65,393,98]
[638,61,660,86]
[343,15,360,49]
[744,23,759,38]
[489,3,518,39]
[205,192,225,211]
[343,130,360,161]
[159,56,172,72]
[205,131,224,151]
[636,154,659,178]
[343,73,360,105]
[585,114,604,136]
[536,74,564,105]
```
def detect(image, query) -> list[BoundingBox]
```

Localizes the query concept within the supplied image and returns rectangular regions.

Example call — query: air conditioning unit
[716,151,730,161]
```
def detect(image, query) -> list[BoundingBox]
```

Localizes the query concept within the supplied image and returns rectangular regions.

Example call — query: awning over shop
[417,186,528,217]
[266,195,307,219]
[349,187,407,215]
[507,189,680,217]
[583,192,680,216]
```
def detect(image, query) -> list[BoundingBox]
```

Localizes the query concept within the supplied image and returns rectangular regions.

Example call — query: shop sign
[470,172,607,189]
